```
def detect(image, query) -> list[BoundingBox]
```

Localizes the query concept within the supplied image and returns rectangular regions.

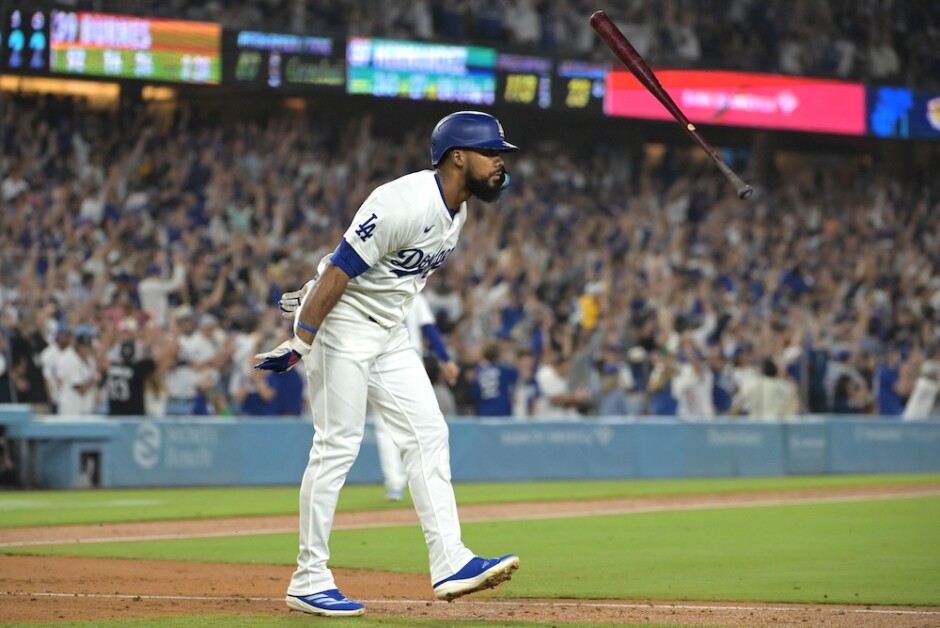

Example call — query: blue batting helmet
[430,111,518,166]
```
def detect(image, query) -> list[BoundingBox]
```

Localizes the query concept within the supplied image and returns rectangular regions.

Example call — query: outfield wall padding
[5,411,938,488]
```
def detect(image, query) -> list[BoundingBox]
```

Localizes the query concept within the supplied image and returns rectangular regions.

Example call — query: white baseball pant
[287,302,474,595]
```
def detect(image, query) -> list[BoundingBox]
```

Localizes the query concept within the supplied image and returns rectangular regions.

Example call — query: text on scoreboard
[555,59,607,113]
[3,9,49,73]
[346,37,496,104]
[49,11,221,84]
[497,53,552,108]
[225,30,343,88]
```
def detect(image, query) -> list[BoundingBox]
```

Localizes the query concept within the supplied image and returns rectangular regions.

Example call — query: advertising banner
[606,70,866,135]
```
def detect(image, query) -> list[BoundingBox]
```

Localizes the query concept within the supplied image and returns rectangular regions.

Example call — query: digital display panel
[606,70,866,136]
[346,37,496,104]
[554,60,607,113]
[3,9,50,74]
[867,86,940,141]
[49,11,221,84]
[224,30,343,88]
[496,53,551,108]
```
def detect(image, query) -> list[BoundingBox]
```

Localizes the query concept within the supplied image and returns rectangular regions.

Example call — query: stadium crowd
[1,94,937,421]
[45,0,939,88]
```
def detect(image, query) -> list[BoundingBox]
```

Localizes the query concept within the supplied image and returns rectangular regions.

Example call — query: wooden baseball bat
[590,10,754,200]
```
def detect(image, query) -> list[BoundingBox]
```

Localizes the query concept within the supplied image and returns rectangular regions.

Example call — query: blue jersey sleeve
[332,239,371,278]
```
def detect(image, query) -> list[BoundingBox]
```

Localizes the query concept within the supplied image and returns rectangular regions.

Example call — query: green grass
[2,473,938,528]
[7,496,939,606]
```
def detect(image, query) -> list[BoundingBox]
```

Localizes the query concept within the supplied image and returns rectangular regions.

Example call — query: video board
[224,30,343,89]
[496,53,552,108]
[48,11,221,84]
[346,37,497,105]
[2,9,50,74]
[867,86,940,141]
[554,59,607,113]
[605,70,866,136]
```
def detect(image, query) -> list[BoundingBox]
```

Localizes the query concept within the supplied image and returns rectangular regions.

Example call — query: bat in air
[590,10,754,200]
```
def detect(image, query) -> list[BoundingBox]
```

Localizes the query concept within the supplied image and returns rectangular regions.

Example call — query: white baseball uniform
[288,170,475,596]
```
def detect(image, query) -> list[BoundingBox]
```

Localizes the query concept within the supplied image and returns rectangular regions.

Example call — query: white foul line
[0,591,937,617]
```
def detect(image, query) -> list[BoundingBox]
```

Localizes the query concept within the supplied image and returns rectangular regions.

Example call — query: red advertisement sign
[605,70,866,136]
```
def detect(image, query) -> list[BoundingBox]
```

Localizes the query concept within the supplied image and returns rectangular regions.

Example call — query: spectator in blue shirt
[231,367,277,416]
[873,348,907,417]
[469,342,519,417]
[709,348,735,415]
[270,368,306,416]
[647,350,679,416]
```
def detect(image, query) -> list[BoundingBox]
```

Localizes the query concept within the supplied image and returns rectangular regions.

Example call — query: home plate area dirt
[2,485,939,627]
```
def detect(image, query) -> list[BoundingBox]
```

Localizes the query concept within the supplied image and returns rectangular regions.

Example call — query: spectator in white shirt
[138,251,187,327]
[671,13,702,67]
[867,31,900,80]
[39,326,72,412]
[672,344,715,420]
[735,358,800,420]
[56,333,99,416]
[181,313,236,414]
[902,361,940,421]
[534,350,592,418]
[505,0,540,46]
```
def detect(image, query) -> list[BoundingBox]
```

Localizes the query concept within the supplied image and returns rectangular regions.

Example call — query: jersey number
[355,213,378,241]
[106,377,131,402]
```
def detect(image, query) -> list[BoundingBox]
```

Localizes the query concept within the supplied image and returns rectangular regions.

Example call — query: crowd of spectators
[46,0,940,89]
[0,94,938,422]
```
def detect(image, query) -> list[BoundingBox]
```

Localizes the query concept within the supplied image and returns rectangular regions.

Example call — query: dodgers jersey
[319,170,467,328]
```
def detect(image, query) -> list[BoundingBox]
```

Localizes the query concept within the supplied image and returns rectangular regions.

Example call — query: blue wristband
[296,321,319,335]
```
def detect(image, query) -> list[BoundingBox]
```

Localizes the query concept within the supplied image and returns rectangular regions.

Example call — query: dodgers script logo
[390,247,453,278]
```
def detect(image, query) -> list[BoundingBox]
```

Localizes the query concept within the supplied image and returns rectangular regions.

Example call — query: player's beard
[467,169,503,203]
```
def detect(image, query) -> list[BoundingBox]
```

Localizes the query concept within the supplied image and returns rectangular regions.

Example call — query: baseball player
[280,290,458,501]
[256,111,520,617]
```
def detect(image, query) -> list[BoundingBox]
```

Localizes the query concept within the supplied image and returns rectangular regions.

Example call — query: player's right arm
[257,186,407,373]
[255,262,350,373]
[293,262,349,344]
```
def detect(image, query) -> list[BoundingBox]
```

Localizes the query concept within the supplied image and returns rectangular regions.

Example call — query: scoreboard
[48,11,221,84]
[224,30,343,89]
[554,59,607,113]
[3,9,50,74]
[496,53,552,108]
[346,37,497,105]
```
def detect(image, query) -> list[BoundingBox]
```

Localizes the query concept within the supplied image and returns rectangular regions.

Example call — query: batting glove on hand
[254,337,312,373]
[278,280,315,319]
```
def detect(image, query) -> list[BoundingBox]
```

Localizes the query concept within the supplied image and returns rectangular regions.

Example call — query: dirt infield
[2,485,939,627]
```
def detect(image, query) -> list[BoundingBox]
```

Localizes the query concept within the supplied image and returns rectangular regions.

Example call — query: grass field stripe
[2,488,938,548]
[0,528,296,547]
[2,592,938,617]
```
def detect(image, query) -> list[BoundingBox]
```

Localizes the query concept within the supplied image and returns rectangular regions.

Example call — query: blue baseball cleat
[286,589,365,616]
[432,554,520,601]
